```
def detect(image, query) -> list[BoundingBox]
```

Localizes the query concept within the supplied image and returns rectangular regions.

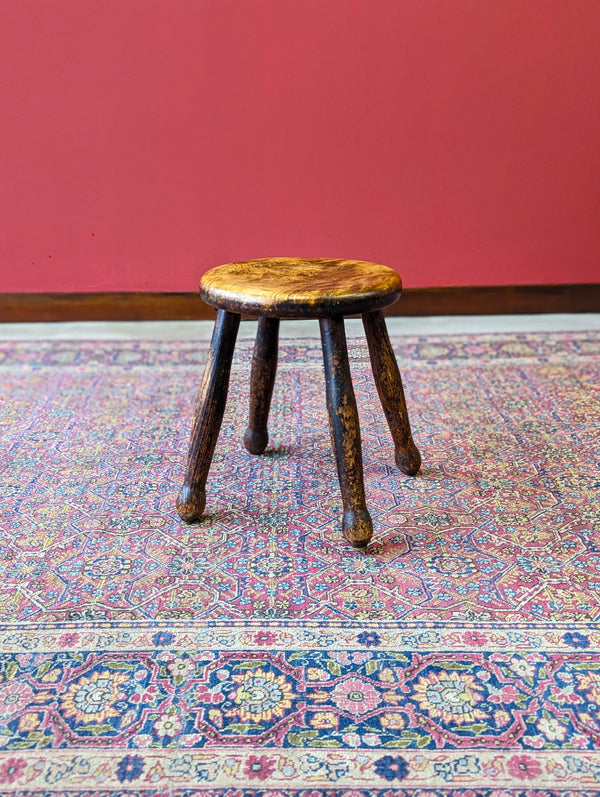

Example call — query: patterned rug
[0,330,599,796]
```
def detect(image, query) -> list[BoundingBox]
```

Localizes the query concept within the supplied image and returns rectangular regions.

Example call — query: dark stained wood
[362,310,421,476]
[244,316,280,455]
[391,283,600,316]
[0,292,216,322]
[199,258,402,318]
[176,309,240,523]
[319,316,374,549]
[1,283,599,322]
[177,257,405,544]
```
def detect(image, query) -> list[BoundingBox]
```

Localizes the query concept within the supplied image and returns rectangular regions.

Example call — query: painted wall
[2,0,599,292]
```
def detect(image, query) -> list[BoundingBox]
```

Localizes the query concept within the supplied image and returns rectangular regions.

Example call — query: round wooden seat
[200,257,402,318]
[177,257,421,549]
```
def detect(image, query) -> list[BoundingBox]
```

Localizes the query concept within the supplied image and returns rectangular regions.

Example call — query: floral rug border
[1,747,600,792]
[0,622,596,655]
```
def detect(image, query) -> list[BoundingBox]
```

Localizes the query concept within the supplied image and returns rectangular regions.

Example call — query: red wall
[2,0,599,292]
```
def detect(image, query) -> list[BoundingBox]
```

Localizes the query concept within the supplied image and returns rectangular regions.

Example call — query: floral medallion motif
[331,677,382,715]
[0,682,35,721]
[412,670,486,725]
[60,670,130,725]
[229,668,294,723]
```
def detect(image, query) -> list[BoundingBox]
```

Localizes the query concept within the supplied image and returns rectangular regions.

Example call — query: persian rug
[0,330,599,797]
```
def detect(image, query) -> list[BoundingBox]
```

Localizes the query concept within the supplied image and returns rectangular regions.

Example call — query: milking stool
[176,257,421,548]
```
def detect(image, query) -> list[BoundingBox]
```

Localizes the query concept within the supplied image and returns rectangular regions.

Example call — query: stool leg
[176,309,241,523]
[362,309,421,476]
[244,316,280,455]
[319,316,373,548]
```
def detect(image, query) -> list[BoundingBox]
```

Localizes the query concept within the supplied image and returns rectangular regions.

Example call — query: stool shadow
[364,537,410,558]
[261,445,294,458]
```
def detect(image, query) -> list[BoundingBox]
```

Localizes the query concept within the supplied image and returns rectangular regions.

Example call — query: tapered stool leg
[176,309,241,522]
[362,309,421,476]
[244,316,280,455]
[319,316,373,548]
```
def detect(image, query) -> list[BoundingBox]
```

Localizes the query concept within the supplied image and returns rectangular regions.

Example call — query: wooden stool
[176,258,421,548]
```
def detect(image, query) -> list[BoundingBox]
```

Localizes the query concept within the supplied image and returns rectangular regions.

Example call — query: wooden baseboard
[0,292,215,323]
[0,284,598,322]
[394,283,600,316]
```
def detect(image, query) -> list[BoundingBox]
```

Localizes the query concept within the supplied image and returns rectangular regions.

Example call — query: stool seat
[177,257,421,548]
[200,258,402,318]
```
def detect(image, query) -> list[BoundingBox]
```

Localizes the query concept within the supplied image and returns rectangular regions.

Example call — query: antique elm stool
[176,258,421,548]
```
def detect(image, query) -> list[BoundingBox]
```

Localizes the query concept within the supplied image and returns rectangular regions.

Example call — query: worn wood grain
[363,309,421,476]
[176,309,240,523]
[199,258,402,318]
[244,316,280,455]
[175,257,425,547]
[319,316,374,548]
